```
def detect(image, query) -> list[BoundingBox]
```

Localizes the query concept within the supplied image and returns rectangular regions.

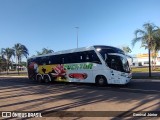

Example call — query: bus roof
[28,45,124,59]
[94,45,125,55]
[28,46,94,59]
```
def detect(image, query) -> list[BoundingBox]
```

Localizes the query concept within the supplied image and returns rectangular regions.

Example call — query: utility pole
[75,27,79,48]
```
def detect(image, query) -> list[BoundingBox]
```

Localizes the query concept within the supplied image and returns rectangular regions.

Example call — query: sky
[0,0,160,61]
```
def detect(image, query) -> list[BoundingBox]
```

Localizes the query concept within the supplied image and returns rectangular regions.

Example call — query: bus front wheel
[96,75,107,86]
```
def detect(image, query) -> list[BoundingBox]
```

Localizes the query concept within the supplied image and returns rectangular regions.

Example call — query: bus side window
[41,57,47,65]
[62,57,65,64]
[76,52,84,63]
[57,55,63,64]
[91,51,101,64]
[50,55,54,64]
[64,53,77,64]
[85,51,91,62]
[34,57,41,65]
[86,50,101,64]
[61,54,73,64]
[48,56,51,64]
[72,53,78,63]
[86,55,89,60]
[80,55,83,62]
[61,54,71,64]
[45,56,50,65]
[50,55,60,64]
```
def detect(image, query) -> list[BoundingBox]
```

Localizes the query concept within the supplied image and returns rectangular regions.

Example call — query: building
[132,53,160,66]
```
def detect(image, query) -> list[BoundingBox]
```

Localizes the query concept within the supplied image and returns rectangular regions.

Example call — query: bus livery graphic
[69,73,88,80]
[64,63,93,70]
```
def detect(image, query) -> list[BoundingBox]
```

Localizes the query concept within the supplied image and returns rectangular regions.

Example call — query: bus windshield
[97,48,130,73]
[106,55,130,73]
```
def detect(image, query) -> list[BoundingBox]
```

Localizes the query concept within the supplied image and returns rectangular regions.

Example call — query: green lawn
[0,71,27,76]
[131,67,160,73]
[131,66,160,79]
[2,73,27,76]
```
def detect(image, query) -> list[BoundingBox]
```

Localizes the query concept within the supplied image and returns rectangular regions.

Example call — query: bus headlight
[121,73,126,77]
[127,73,132,78]
[121,73,132,78]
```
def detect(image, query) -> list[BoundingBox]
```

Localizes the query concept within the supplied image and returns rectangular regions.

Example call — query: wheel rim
[37,76,42,82]
[98,78,104,85]
[96,76,107,86]
[44,77,49,83]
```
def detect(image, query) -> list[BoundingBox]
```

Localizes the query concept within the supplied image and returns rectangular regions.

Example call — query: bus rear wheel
[37,75,43,83]
[96,76,107,86]
[44,75,50,83]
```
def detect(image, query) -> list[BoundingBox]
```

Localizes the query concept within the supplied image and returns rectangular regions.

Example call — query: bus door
[107,55,122,84]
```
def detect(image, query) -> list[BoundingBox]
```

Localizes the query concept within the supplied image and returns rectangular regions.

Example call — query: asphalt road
[0,77,160,120]
[133,72,160,77]
[0,77,160,94]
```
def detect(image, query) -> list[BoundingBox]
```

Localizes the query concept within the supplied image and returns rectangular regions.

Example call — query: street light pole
[75,27,79,48]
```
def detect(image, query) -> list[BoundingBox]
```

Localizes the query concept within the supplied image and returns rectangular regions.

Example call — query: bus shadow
[0,77,159,119]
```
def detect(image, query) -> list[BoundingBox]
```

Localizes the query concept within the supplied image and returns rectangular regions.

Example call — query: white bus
[27,45,132,85]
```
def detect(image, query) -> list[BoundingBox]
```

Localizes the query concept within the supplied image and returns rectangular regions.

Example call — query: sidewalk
[0,75,27,78]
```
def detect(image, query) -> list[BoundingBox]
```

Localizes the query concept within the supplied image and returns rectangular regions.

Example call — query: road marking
[120,88,160,93]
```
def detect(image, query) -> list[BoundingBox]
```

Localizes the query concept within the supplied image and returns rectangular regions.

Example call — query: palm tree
[132,23,159,77]
[0,55,2,72]
[13,43,29,74]
[122,46,132,54]
[152,28,160,69]
[36,48,54,55]
[0,55,7,72]
[1,48,15,74]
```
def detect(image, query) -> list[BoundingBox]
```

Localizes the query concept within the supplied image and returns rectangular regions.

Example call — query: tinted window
[106,55,123,71]
[82,50,101,64]
[29,50,101,65]
[40,56,50,65]
[61,50,101,64]
[33,57,41,65]
[64,53,78,63]
[50,55,61,64]
[27,57,42,65]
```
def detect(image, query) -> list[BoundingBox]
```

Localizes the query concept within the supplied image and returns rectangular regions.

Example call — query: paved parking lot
[0,77,160,120]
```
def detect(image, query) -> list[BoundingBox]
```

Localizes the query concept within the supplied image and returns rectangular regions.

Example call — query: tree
[1,48,15,74]
[0,56,6,72]
[152,28,160,69]
[132,23,159,77]
[36,48,54,55]
[13,43,29,74]
[122,46,132,54]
